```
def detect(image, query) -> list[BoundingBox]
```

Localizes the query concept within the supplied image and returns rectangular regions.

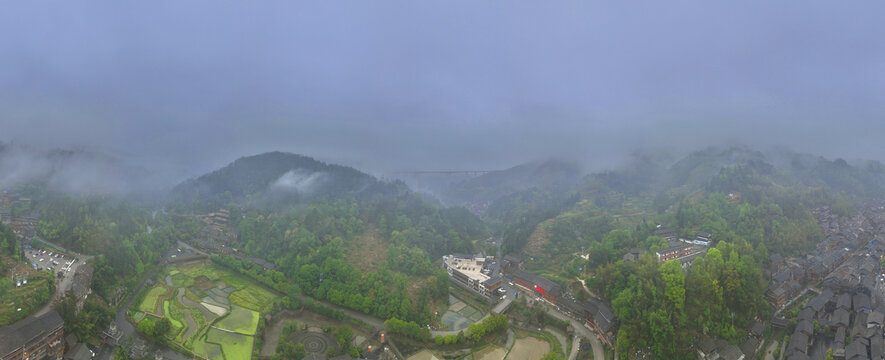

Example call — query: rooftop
[445,255,491,284]
[0,310,63,357]
[513,269,562,297]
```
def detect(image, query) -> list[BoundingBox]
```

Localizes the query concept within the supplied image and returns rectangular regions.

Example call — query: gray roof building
[0,310,64,360]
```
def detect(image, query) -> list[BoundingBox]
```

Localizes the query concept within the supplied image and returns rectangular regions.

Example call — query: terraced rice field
[206,328,254,360]
[138,285,167,314]
[215,305,259,335]
[134,261,280,359]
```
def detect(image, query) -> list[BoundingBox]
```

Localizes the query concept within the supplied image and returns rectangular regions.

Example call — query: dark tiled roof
[871,334,883,360]
[867,311,884,326]
[502,255,523,264]
[837,293,852,309]
[788,332,808,353]
[558,298,584,315]
[698,337,716,354]
[749,321,764,337]
[740,337,760,358]
[583,298,615,333]
[483,276,502,286]
[796,320,813,336]
[786,352,810,360]
[797,307,815,322]
[513,270,562,297]
[245,257,278,270]
[834,327,845,347]
[656,243,692,255]
[854,293,871,311]
[64,343,92,360]
[0,310,63,357]
[833,308,850,327]
[805,290,833,312]
[719,344,743,360]
[852,312,868,337]
[771,316,788,327]
[845,340,866,360]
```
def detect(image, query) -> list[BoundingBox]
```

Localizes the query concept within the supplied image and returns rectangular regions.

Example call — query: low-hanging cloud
[270,169,328,195]
[1,2,884,181]
[0,143,170,197]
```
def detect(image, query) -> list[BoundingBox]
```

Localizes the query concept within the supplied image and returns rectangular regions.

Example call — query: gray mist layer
[1,1,884,194]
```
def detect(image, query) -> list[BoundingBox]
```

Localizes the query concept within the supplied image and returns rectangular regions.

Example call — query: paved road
[545,326,568,354]
[568,336,581,360]
[763,340,779,360]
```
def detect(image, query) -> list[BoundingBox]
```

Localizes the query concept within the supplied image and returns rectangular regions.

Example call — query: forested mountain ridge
[168,151,404,211]
[491,146,885,359]
[444,159,582,205]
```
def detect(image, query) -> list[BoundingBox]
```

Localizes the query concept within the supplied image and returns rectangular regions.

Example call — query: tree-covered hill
[168,151,403,211]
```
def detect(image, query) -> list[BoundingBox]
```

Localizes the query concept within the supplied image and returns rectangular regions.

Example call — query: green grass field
[179,263,230,281]
[220,273,253,290]
[138,285,167,314]
[163,301,185,338]
[215,305,260,335]
[204,342,225,360]
[170,273,193,288]
[229,286,277,312]
[206,327,254,360]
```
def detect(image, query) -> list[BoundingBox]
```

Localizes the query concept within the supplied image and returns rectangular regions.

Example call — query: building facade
[0,311,64,360]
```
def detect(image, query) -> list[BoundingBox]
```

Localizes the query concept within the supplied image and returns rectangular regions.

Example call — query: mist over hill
[0,142,161,196]
[167,151,406,211]
[442,159,582,204]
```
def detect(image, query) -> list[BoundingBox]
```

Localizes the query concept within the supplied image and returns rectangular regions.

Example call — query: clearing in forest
[346,225,387,273]
[524,219,554,257]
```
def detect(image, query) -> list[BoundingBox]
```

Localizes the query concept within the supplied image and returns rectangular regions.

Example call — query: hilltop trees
[596,239,766,359]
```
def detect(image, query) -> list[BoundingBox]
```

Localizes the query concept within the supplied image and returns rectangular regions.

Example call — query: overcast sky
[2,1,884,181]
